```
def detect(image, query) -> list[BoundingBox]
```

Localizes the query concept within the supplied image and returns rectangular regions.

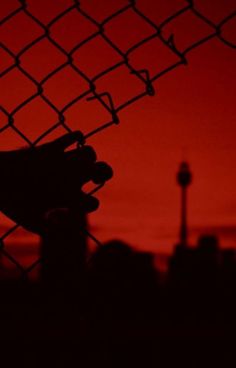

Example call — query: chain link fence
[0,0,235,279]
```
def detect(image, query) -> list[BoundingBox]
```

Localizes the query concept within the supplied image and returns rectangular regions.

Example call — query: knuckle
[81,145,97,161]
[92,162,113,184]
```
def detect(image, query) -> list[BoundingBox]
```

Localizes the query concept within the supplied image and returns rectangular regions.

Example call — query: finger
[62,153,96,187]
[65,145,97,163]
[91,162,113,184]
[43,194,99,228]
[51,131,85,152]
[63,146,98,186]
[79,194,99,213]
[67,193,99,213]
[65,160,113,187]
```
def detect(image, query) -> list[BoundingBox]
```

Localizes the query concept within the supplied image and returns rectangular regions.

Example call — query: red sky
[0,0,236,270]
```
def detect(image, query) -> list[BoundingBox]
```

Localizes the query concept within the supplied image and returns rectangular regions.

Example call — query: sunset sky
[0,0,235,270]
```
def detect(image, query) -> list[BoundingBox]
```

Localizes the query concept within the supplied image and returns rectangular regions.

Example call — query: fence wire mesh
[0,0,235,279]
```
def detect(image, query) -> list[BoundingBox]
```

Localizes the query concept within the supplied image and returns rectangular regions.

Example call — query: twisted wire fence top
[0,0,235,278]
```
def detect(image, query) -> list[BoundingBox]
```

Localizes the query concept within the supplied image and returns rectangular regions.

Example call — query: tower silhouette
[177,162,192,246]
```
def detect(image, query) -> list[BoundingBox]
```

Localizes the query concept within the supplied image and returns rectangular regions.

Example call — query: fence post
[40,209,88,299]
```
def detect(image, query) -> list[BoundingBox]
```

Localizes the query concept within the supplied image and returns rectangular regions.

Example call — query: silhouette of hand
[0,131,113,234]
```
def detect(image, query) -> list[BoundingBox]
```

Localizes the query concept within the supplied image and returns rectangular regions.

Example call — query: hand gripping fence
[0,0,235,279]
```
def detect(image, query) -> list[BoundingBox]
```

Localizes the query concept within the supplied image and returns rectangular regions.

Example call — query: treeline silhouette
[0,232,235,367]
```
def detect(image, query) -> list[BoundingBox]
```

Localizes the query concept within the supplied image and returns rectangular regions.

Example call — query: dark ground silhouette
[0,134,235,367]
[0,235,235,367]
